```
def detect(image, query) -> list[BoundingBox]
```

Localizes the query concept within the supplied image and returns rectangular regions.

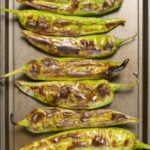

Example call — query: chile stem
[135,139,150,149]
[111,73,138,92]
[0,67,25,79]
[0,7,20,15]
[120,33,137,46]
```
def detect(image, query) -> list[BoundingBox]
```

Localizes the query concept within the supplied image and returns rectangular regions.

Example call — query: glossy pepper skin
[22,30,136,58]
[1,8,126,36]
[0,57,129,81]
[17,0,124,16]
[19,128,150,150]
[15,78,137,109]
[11,107,138,133]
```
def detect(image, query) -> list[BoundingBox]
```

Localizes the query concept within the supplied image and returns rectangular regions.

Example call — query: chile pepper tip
[10,113,17,125]
[116,58,129,71]
[108,59,129,76]
[122,58,129,67]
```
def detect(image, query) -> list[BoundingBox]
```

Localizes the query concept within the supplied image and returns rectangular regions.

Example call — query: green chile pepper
[22,30,136,58]
[11,107,138,133]
[19,128,150,150]
[17,0,70,3]
[0,57,129,81]
[17,0,123,16]
[15,78,137,109]
[0,8,126,36]
[18,0,69,2]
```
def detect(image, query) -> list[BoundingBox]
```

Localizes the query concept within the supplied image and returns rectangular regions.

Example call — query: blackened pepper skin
[1,8,126,36]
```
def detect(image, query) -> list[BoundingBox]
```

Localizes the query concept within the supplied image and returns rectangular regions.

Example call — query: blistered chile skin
[1,8,126,36]
[15,78,137,109]
[0,57,129,81]
[12,107,138,133]
[19,128,150,150]
[17,0,124,16]
[25,58,129,80]
[22,30,136,58]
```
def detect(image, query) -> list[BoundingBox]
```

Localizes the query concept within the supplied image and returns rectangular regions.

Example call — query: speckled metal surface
[0,0,149,150]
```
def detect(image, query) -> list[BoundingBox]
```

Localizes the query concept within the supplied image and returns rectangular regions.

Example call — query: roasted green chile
[22,30,136,58]
[1,8,126,36]
[11,107,138,133]
[0,57,129,81]
[19,128,150,150]
[18,0,68,2]
[17,0,124,16]
[15,78,137,109]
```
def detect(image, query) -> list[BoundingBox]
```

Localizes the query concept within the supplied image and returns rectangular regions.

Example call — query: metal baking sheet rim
[0,0,149,149]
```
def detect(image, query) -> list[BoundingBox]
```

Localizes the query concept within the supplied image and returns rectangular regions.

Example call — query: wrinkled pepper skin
[0,57,129,81]
[17,0,123,16]
[1,8,126,36]
[19,128,150,150]
[11,107,138,133]
[22,30,136,58]
[15,79,137,109]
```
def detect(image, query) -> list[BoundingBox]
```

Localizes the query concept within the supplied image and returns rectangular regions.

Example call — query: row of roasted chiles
[1,0,147,150]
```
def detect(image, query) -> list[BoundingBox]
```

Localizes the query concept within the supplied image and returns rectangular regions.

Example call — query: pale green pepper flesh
[19,128,150,150]
[17,0,124,16]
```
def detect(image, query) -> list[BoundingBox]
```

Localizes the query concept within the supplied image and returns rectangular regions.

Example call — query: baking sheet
[0,0,149,149]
